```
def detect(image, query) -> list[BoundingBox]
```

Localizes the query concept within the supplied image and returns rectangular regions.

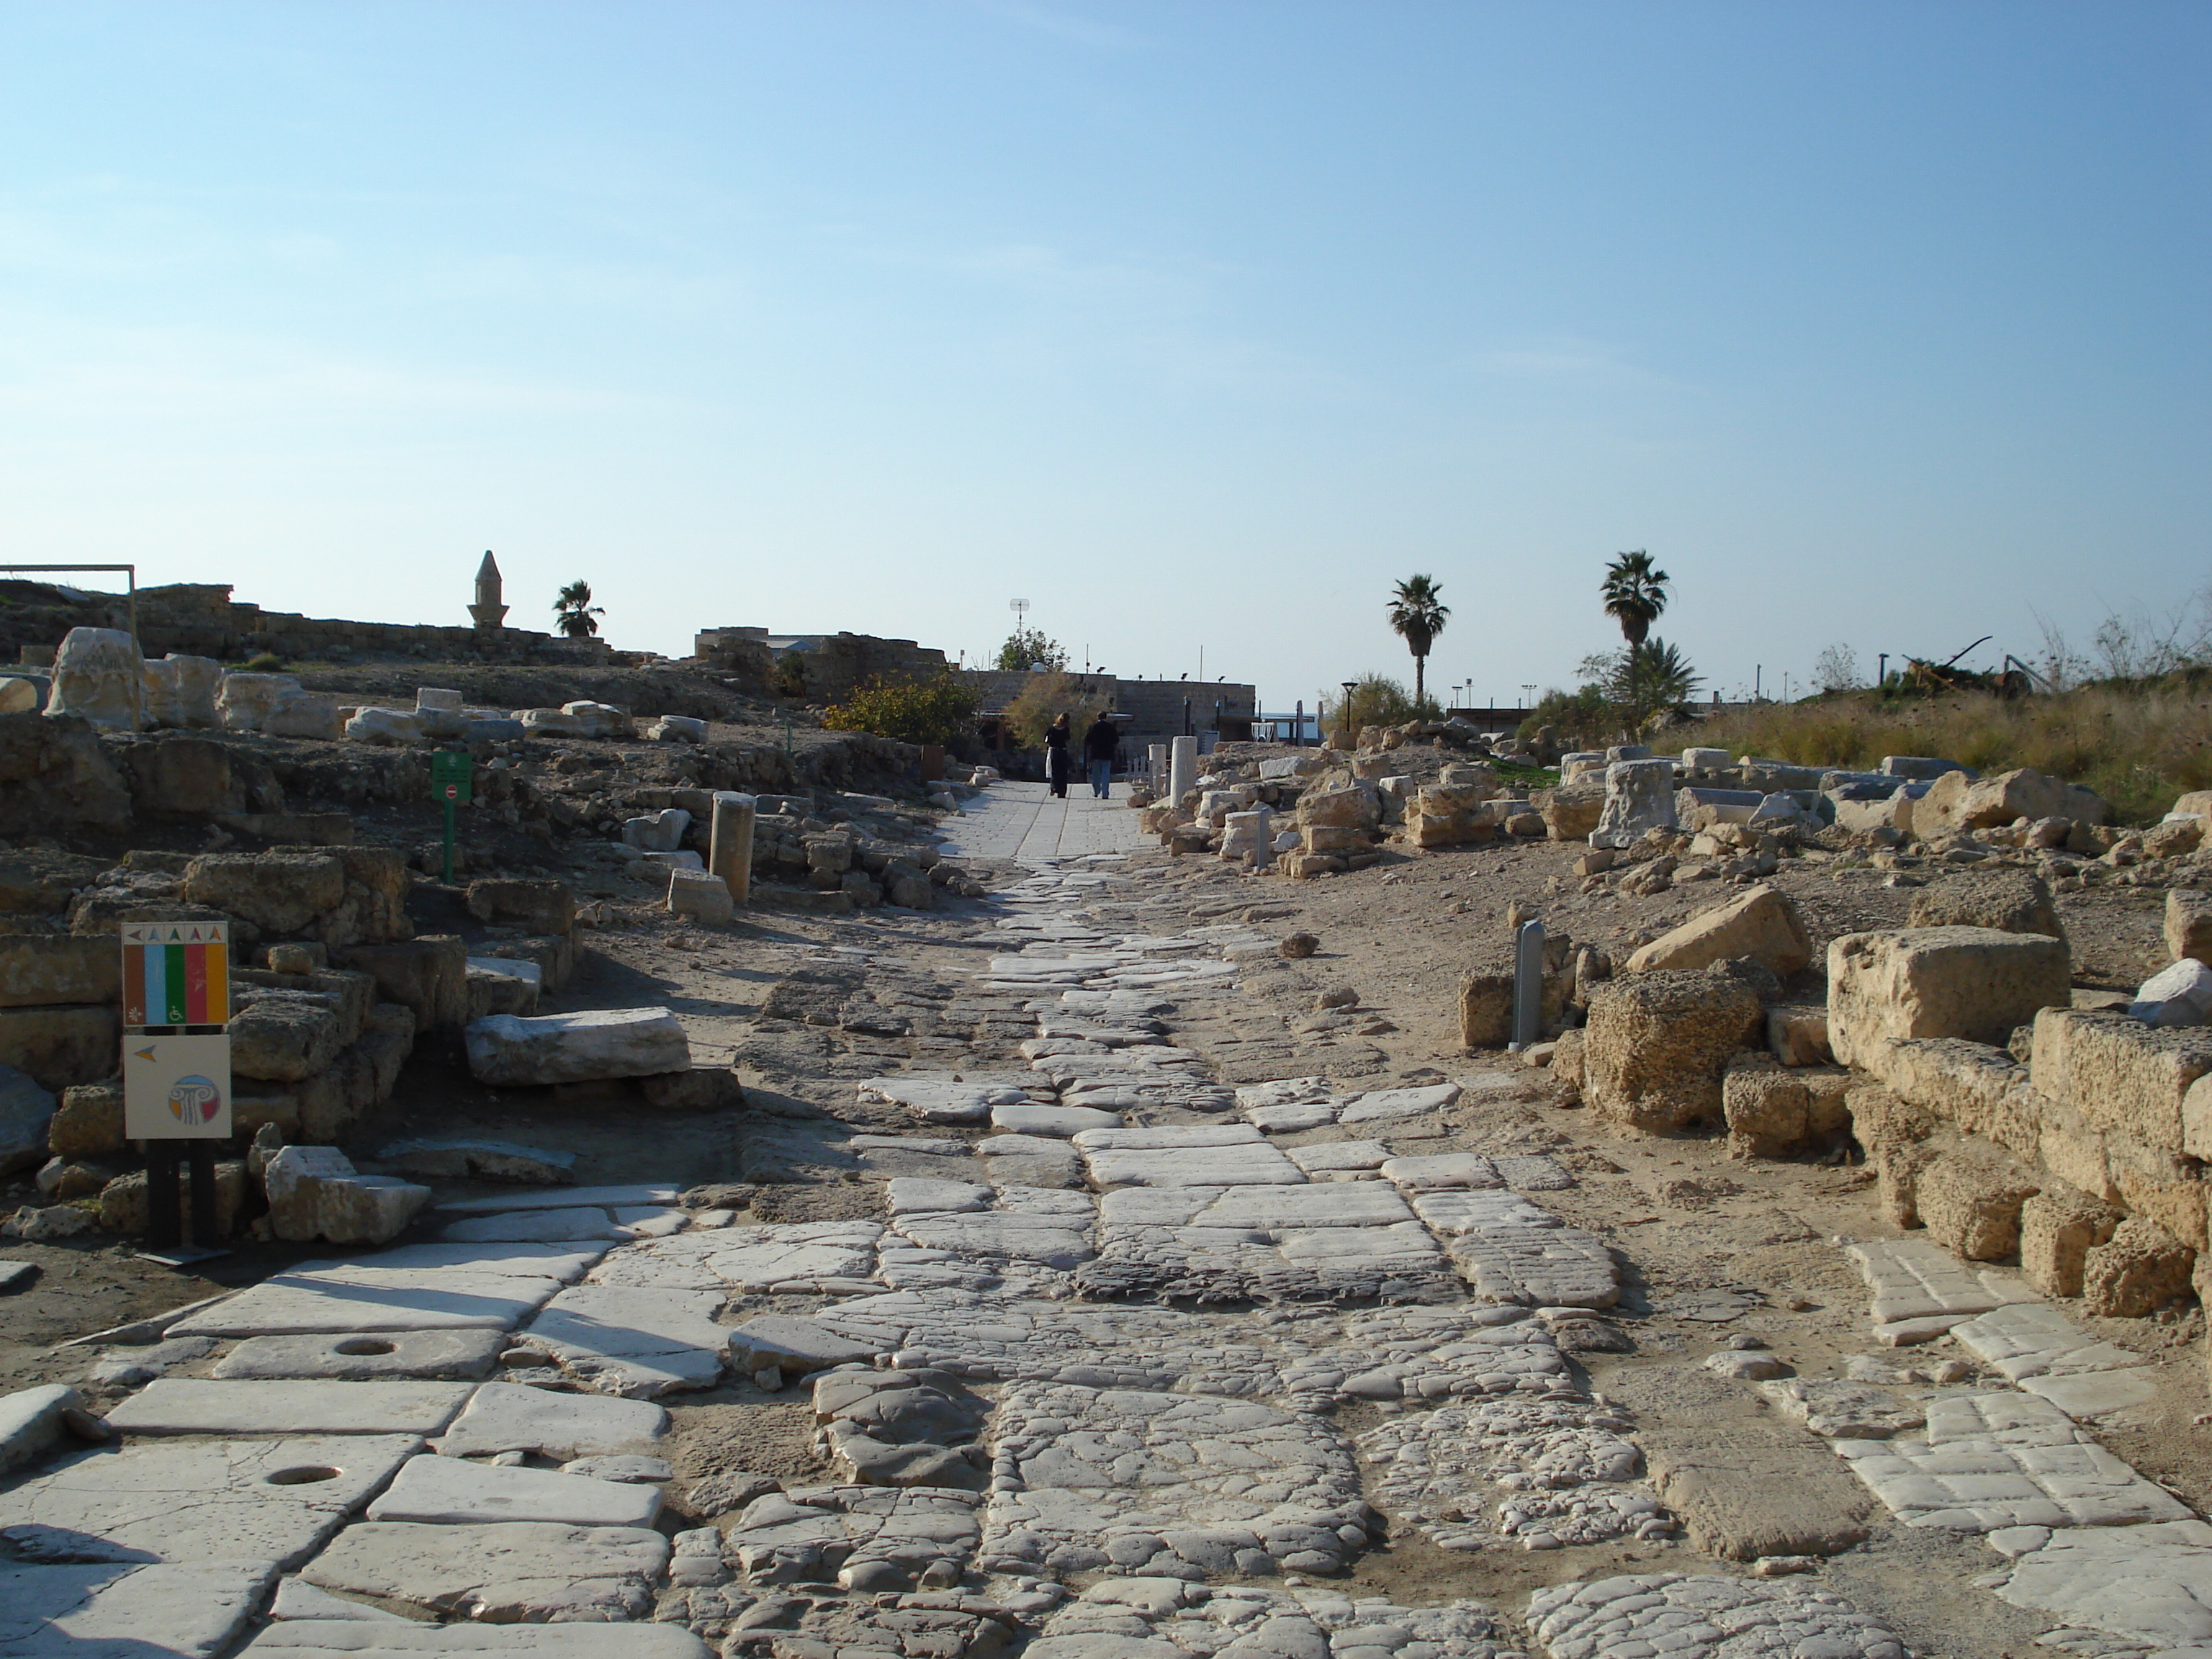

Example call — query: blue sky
[3,1,2205,713]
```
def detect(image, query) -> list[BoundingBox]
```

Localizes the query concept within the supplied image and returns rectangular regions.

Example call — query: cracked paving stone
[1274,1304,1572,1409]
[1028,1577,1514,1659]
[1411,1192,1620,1309]
[212,1329,507,1382]
[1843,1238,2038,1327]
[1754,1380,1925,1440]
[365,1452,664,1528]
[1359,1395,1665,1551]
[431,1381,669,1460]
[247,1622,713,1656]
[585,1223,884,1294]
[167,1254,587,1339]
[0,1557,281,1659]
[724,1485,982,1591]
[1830,1391,2193,1530]
[517,1285,732,1396]
[299,1520,670,1623]
[979,1381,1370,1579]
[1982,1517,2212,1655]
[1525,1573,1905,1659]
[0,1434,421,1569]
[858,1079,1032,1126]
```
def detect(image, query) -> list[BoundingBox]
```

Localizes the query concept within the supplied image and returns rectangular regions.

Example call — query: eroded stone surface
[300,1519,670,1622]
[1526,1573,1905,1659]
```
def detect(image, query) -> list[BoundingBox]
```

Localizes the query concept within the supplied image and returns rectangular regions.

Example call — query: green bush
[821,670,980,747]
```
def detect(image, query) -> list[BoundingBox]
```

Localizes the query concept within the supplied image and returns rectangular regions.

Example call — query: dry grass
[1691,686,2212,826]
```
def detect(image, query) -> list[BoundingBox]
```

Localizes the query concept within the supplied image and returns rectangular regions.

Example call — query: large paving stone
[1359,1395,1664,1550]
[0,1434,420,1567]
[0,1556,279,1659]
[212,1329,505,1382]
[299,1519,669,1622]
[586,1221,883,1293]
[431,1382,666,1460]
[979,1381,1367,1578]
[168,1266,566,1337]
[517,1286,730,1396]
[724,1484,979,1591]
[1831,1390,2193,1529]
[1029,1581,1514,1659]
[366,1452,662,1527]
[1983,1517,2212,1655]
[246,1622,712,1656]
[1527,1574,1905,1659]
[102,1379,472,1437]
[1410,1190,1620,1308]
[438,1183,678,1214]
[1274,1304,1569,1408]
[1076,1124,1305,1189]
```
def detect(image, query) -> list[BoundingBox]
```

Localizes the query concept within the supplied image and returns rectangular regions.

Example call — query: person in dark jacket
[1082,711,1118,799]
[1045,712,1072,799]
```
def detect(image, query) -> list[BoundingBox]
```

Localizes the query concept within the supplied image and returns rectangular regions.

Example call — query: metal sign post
[430,750,473,884]
[120,921,233,1264]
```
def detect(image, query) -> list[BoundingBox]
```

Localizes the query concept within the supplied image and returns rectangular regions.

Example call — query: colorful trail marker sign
[431,750,472,884]
[121,921,229,1028]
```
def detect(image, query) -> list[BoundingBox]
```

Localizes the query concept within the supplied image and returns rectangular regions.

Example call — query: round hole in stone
[264,1465,342,1485]
[333,1339,397,1356]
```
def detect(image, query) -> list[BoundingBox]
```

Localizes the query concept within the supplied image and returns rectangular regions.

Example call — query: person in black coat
[1045,712,1072,798]
[1082,712,1118,799]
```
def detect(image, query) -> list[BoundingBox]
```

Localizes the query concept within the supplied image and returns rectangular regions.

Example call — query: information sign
[120,921,229,1029]
[123,1033,233,1140]
[429,750,474,804]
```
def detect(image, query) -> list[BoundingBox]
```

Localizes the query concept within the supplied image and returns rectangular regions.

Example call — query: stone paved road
[10,847,2207,1659]
[935,781,1151,866]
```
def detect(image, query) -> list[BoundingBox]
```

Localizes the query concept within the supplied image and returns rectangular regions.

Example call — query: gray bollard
[1251,805,1274,872]
[1148,742,1168,789]
[709,791,757,905]
[1509,917,1545,1051]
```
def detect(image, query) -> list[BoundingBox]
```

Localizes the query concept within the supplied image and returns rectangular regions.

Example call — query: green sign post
[429,750,473,885]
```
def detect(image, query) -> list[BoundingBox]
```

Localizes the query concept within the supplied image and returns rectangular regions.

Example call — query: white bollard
[1169,735,1197,808]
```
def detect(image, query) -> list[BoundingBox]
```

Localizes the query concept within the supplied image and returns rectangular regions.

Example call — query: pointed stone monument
[469,551,508,633]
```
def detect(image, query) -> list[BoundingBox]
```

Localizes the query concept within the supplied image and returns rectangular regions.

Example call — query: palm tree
[1386,575,1449,706]
[553,580,605,639]
[1600,551,1670,645]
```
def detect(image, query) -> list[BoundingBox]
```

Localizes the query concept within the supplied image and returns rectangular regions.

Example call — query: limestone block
[1302,824,1370,853]
[0,934,117,1009]
[465,878,575,936]
[883,861,934,910]
[345,707,425,745]
[1722,1053,1809,1156]
[1767,1004,1832,1066]
[345,935,468,1032]
[562,701,635,739]
[265,1145,430,1246]
[257,691,343,740]
[44,628,142,730]
[1916,1144,2040,1261]
[1909,869,2064,940]
[1583,971,1761,1133]
[2133,957,2212,1026]
[183,852,345,936]
[230,994,345,1084]
[517,707,588,737]
[1828,927,2071,1066]
[217,672,302,731]
[1291,785,1376,832]
[1920,765,2107,834]
[1537,781,1607,842]
[2031,1007,2212,1154]
[142,653,222,729]
[2020,1186,2123,1298]
[623,809,691,853]
[1626,884,1810,978]
[99,1160,246,1236]
[0,1064,55,1177]
[466,962,539,1019]
[1457,968,1567,1048]
[0,1003,121,1092]
[1590,760,1678,850]
[49,1080,123,1161]
[2166,890,2212,967]
[1833,793,1914,836]
[666,868,734,924]
[465,1007,690,1087]
[0,678,37,714]
[2080,1217,2197,1317]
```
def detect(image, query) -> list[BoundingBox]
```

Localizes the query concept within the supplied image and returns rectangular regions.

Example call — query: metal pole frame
[0,562,143,727]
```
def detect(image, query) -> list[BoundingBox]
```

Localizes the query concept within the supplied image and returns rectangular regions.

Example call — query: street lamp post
[1340,680,1357,747]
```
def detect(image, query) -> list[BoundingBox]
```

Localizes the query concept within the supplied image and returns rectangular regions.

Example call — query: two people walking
[1046,710,1120,800]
